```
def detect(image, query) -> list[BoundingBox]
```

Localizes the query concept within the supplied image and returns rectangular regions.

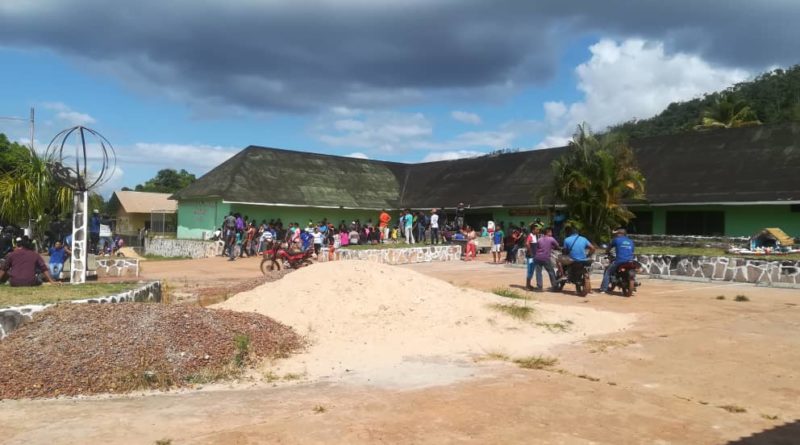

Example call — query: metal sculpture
[45,126,116,284]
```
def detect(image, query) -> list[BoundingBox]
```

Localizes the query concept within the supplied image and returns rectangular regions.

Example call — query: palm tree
[0,148,72,243]
[552,124,646,243]
[695,95,762,130]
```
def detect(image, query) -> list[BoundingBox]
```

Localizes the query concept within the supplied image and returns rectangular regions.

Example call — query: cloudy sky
[1,0,797,195]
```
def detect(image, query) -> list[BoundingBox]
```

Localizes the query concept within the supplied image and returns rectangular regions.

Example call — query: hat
[613,227,627,235]
[15,237,22,242]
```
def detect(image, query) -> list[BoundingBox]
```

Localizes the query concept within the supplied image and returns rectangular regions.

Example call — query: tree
[695,95,761,130]
[0,144,73,241]
[133,168,196,193]
[0,133,30,174]
[551,124,646,244]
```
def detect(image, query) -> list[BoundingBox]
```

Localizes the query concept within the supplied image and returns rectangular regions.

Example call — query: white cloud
[43,102,96,126]
[119,143,239,172]
[421,150,484,162]
[537,38,751,145]
[346,152,369,159]
[451,110,482,125]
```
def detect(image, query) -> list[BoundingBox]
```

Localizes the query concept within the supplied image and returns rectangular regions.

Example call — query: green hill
[608,65,800,138]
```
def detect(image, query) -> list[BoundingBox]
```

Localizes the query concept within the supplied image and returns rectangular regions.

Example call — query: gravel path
[0,303,303,399]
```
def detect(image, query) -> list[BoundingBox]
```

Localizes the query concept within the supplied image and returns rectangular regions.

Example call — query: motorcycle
[605,255,641,297]
[554,257,593,297]
[260,241,314,274]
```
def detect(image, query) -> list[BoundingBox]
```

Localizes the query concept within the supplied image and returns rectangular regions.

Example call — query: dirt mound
[216,261,634,388]
[0,303,303,399]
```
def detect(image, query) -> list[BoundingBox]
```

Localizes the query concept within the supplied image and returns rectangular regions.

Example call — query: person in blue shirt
[563,226,595,264]
[600,228,636,293]
[48,240,70,279]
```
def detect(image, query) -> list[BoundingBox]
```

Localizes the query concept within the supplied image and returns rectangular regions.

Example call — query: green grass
[637,246,800,261]
[488,303,535,321]
[734,295,750,302]
[513,355,558,370]
[233,334,251,368]
[312,404,327,414]
[492,288,528,300]
[0,282,141,307]
[536,320,574,333]
[715,295,726,300]
[718,404,747,414]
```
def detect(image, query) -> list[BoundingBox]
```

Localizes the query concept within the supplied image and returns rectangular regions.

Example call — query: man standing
[455,202,466,230]
[524,225,539,290]
[416,211,427,244]
[0,238,59,286]
[533,227,560,291]
[403,210,415,244]
[379,209,391,243]
[430,209,440,245]
[491,223,504,264]
[89,209,101,254]
[600,228,636,293]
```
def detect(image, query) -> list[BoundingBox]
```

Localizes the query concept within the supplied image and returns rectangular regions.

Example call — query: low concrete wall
[95,258,140,278]
[320,245,462,264]
[512,249,800,287]
[0,281,162,339]
[628,234,749,249]
[145,238,224,259]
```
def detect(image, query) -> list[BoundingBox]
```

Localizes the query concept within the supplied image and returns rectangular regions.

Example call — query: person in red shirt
[0,238,59,287]
[378,209,391,243]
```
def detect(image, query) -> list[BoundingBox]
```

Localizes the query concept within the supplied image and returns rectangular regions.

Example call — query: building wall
[631,204,800,237]
[115,211,149,236]
[177,199,229,239]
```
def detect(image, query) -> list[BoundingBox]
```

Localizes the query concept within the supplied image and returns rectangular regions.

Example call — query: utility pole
[0,107,35,153]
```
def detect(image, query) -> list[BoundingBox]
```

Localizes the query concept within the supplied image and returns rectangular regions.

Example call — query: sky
[1,0,798,197]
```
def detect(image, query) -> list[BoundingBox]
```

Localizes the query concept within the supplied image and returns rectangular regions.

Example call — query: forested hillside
[609,65,800,138]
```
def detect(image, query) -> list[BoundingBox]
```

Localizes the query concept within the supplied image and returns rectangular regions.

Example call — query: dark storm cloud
[1,0,797,113]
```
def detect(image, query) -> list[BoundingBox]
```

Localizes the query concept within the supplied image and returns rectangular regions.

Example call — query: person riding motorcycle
[563,226,596,265]
[599,228,636,293]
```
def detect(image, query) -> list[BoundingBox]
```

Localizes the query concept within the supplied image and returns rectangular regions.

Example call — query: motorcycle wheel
[624,271,636,297]
[261,258,281,275]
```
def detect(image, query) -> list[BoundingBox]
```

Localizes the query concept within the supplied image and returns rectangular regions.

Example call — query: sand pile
[216,261,634,388]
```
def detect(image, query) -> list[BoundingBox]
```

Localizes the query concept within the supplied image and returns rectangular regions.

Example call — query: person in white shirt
[430,209,440,245]
[525,225,540,290]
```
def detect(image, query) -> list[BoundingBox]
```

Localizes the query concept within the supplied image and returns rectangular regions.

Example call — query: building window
[626,211,653,234]
[666,211,725,236]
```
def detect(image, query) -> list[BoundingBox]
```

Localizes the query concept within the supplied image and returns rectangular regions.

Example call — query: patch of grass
[637,246,800,261]
[233,334,251,368]
[761,413,779,421]
[718,404,747,414]
[263,370,280,383]
[475,351,510,362]
[577,374,600,382]
[607,382,617,386]
[488,303,535,321]
[536,320,573,333]
[513,355,558,370]
[492,288,528,300]
[586,338,636,353]
[155,440,172,445]
[283,372,304,381]
[312,404,327,413]
[0,282,141,307]
[715,295,726,300]
[185,366,239,384]
[734,295,750,302]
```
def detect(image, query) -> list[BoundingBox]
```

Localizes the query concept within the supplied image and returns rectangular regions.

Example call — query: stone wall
[145,238,224,259]
[319,245,462,265]
[95,258,140,278]
[628,234,749,249]
[0,281,162,339]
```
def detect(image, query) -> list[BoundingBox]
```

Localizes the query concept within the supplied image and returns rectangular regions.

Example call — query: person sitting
[48,240,70,280]
[599,228,636,293]
[0,238,59,286]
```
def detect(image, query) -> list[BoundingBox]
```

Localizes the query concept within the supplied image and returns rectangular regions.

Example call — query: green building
[172,123,800,239]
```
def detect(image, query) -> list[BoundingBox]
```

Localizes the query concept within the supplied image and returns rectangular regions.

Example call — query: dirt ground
[1,254,798,444]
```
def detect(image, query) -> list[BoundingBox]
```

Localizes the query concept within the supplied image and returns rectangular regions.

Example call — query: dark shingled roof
[173,123,800,207]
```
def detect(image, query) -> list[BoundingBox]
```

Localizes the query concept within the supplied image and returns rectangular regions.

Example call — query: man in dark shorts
[0,238,59,286]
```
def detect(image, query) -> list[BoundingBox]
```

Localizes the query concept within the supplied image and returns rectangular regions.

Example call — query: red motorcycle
[260,242,314,274]
[606,255,641,297]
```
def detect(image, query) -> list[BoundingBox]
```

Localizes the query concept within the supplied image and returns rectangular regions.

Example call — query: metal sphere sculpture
[45,126,116,192]
[45,126,116,284]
